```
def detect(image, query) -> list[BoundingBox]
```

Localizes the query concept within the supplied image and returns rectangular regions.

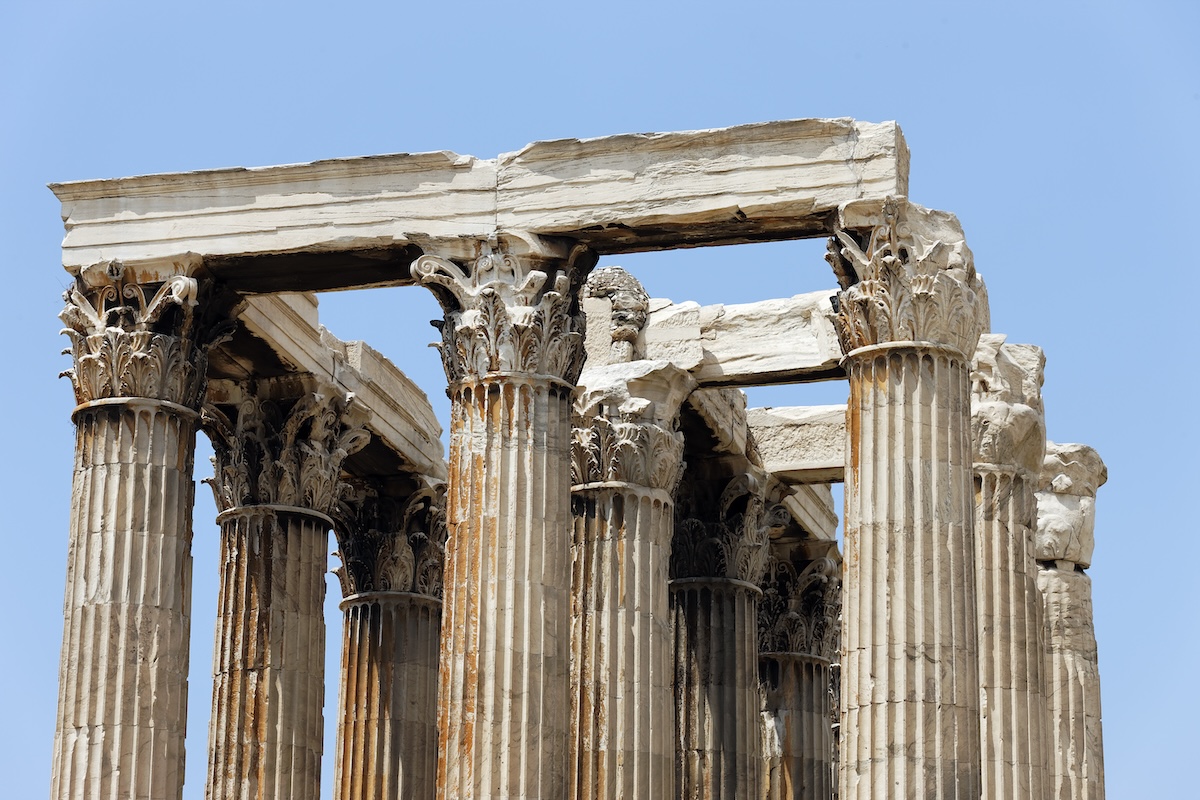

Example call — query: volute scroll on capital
[826,197,989,359]
[670,475,790,586]
[412,234,598,386]
[60,258,237,408]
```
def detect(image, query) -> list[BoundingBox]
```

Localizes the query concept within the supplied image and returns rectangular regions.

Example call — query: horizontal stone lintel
[747,405,847,483]
[643,290,845,387]
[51,118,908,290]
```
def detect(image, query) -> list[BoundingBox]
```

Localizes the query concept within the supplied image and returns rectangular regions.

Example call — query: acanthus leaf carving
[970,334,1047,474]
[758,555,841,660]
[571,412,685,493]
[670,475,784,584]
[59,261,228,407]
[412,236,593,384]
[827,198,988,358]
[333,484,448,598]
[203,381,369,517]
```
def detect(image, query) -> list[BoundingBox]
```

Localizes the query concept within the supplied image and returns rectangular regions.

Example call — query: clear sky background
[2,1,1196,797]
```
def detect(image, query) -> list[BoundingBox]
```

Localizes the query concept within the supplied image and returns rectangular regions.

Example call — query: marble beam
[202,377,369,800]
[52,265,225,800]
[413,235,593,800]
[1036,443,1107,800]
[970,335,1050,800]
[331,487,447,800]
[50,119,907,283]
[830,197,988,800]
[745,406,847,483]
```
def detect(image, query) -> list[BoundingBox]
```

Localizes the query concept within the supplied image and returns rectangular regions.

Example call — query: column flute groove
[569,351,691,800]
[1034,443,1107,800]
[332,485,448,800]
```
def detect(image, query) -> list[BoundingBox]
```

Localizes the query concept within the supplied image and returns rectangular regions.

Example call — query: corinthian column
[570,344,693,800]
[202,377,369,800]
[970,335,1049,800]
[413,235,594,800]
[331,485,447,800]
[758,556,841,800]
[1035,443,1107,800]
[671,475,787,800]
[828,198,988,800]
[53,262,226,800]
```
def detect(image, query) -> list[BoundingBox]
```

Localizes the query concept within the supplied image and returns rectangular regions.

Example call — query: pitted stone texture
[1035,443,1107,568]
[1038,567,1105,800]
[51,402,197,800]
[641,291,842,386]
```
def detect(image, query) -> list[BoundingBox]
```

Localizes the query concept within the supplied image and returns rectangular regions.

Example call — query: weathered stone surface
[570,347,691,800]
[1038,568,1105,800]
[841,346,981,800]
[758,557,841,800]
[1035,443,1107,568]
[202,379,369,800]
[971,335,1049,800]
[332,488,447,800]
[51,119,907,283]
[1036,442,1107,800]
[746,405,846,483]
[829,197,988,358]
[642,291,843,386]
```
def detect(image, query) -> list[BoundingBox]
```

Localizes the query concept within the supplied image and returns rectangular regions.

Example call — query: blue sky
[2,2,1196,797]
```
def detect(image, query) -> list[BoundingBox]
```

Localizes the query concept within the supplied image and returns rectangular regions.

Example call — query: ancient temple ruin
[48,119,1107,800]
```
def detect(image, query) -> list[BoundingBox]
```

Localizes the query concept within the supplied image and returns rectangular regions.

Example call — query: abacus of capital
[49,119,1107,800]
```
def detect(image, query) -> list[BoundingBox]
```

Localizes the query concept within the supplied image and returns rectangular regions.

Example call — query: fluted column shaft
[570,483,675,800]
[1037,567,1103,800]
[206,506,329,800]
[52,399,198,800]
[975,469,1047,800]
[438,375,575,798]
[761,654,834,800]
[1034,441,1106,800]
[672,579,762,800]
[334,593,441,800]
[841,344,980,799]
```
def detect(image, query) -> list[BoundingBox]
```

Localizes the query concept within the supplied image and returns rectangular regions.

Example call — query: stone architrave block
[746,405,847,484]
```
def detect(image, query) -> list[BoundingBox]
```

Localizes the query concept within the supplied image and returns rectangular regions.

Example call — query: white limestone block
[643,291,843,386]
[746,405,847,483]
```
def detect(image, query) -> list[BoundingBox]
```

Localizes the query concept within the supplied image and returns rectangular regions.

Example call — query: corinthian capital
[758,555,841,661]
[671,475,790,585]
[827,197,988,357]
[203,377,370,516]
[333,485,448,598]
[970,334,1047,474]
[412,234,596,384]
[59,258,233,407]
[573,360,695,492]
